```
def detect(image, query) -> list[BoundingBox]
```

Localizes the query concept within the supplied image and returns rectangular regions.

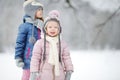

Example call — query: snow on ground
[71,50,120,80]
[0,53,22,80]
[0,50,120,80]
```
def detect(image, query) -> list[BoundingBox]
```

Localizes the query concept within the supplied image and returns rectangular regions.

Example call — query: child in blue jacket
[15,0,44,80]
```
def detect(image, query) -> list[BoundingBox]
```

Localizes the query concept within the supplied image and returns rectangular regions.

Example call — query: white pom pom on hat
[48,10,60,19]
[23,0,35,8]
[44,10,60,23]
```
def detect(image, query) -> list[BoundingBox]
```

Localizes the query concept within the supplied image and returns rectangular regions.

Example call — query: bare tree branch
[97,6,120,28]
[65,0,76,10]
[91,6,120,45]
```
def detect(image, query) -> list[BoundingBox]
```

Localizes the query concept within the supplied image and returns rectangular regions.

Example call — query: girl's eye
[48,26,52,28]
[47,26,58,29]
[54,26,58,29]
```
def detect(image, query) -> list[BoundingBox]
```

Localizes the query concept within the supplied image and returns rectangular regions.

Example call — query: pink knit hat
[43,10,61,33]
[44,10,60,23]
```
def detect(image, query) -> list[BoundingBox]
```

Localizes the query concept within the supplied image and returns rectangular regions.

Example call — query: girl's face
[35,9,43,19]
[46,21,60,37]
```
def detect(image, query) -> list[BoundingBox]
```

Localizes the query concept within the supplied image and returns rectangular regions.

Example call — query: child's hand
[30,72,40,80]
[15,58,24,67]
[65,71,72,80]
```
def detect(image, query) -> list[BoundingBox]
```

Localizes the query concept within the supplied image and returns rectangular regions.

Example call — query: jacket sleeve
[62,42,74,72]
[30,40,42,72]
[15,24,28,59]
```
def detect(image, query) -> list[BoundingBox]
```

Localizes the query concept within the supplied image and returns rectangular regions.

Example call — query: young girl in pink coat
[30,10,74,80]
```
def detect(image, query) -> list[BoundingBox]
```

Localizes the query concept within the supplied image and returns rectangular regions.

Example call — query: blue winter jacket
[15,15,41,69]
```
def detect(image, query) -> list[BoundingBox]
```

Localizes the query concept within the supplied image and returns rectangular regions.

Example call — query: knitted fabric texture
[46,35,60,76]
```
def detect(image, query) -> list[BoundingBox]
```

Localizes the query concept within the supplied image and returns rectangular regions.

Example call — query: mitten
[15,58,24,67]
[30,72,40,80]
[65,71,73,80]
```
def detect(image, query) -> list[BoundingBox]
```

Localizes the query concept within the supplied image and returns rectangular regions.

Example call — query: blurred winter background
[0,0,120,80]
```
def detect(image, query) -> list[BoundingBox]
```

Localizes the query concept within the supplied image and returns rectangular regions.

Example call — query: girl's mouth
[50,32,55,34]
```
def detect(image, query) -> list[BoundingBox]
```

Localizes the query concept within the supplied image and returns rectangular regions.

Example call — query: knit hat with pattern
[23,0,43,20]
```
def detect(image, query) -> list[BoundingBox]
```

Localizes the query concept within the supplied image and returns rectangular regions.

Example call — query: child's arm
[62,42,74,72]
[62,42,74,80]
[30,40,42,72]
[15,24,28,59]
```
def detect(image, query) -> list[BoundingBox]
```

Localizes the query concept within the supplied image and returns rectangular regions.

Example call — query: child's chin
[49,34,58,37]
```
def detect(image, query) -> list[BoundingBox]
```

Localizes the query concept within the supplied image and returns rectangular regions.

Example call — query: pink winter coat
[30,39,73,80]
